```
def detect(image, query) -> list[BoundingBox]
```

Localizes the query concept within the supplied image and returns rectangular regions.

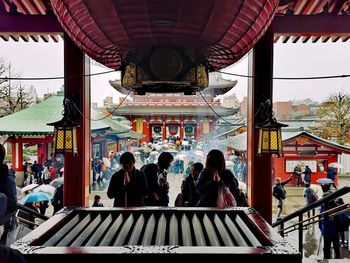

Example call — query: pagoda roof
[0,94,136,136]
[0,95,72,135]
[202,122,244,140]
[108,129,145,140]
[113,105,237,117]
[217,131,350,154]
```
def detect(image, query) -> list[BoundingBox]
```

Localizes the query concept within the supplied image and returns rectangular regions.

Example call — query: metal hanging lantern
[256,100,288,156]
[47,98,79,155]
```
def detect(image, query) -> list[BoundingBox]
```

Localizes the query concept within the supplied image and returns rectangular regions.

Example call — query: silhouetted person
[51,184,63,215]
[182,162,203,207]
[92,195,104,207]
[196,149,239,207]
[107,152,148,207]
[141,152,174,206]
[0,144,17,245]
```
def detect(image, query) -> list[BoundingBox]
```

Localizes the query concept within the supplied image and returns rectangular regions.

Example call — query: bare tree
[317,92,350,145]
[16,83,35,111]
[0,60,36,116]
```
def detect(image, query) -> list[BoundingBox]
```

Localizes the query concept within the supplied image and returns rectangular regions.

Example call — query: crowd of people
[106,149,247,209]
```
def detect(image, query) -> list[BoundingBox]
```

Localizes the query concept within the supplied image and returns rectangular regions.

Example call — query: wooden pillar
[180,122,184,140]
[196,122,202,141]
[162,122,166,141]
[37,144,45,164]
[63,33,91,207]
[247,26,274,224]
[145,121,151,142]
[11,139,23,171]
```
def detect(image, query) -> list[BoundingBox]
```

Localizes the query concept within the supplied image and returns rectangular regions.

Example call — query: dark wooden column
[63,33,91,206]
[247,26,274,224]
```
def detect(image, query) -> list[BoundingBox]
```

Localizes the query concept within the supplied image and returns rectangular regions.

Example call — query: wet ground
[274,175,350,260]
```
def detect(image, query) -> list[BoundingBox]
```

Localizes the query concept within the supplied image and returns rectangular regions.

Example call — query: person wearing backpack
[273,175,293,221]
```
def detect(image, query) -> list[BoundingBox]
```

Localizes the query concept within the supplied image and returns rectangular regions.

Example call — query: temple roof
[216,131,350,154]
[202,122,244,140]
[0,94,142,138]
[112,105,238,117]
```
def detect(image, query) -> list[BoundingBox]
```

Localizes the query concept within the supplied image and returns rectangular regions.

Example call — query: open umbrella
[238,181,247,190]
[328,162,343,169]
[34,184,56,196]
[21,192,53,204]
[102,157,111,167]
[21,183,39,193]
[225,160,234,167]
[316,178,333,184]
[50,177,64,188]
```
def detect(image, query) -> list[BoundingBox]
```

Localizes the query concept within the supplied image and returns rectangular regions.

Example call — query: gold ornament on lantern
[47,98,79,155]
[256,99,288,156]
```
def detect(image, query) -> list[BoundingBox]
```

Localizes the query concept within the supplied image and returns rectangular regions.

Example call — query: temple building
[109,72,238,142]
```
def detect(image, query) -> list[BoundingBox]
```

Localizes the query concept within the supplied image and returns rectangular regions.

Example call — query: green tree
[317,92,350,145]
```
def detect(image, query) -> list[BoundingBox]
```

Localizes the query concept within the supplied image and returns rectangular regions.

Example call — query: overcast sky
[0,40,349,106]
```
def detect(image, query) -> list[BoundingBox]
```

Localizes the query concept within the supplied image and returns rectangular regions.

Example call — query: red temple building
[109,73,238,142]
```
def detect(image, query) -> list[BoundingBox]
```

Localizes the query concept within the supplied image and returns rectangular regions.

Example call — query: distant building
[109,73,238,142]
[240,97,248,117]
[221,94,240,108]
[91,102,98,109]
[273,99,319,120]
[103,96,113,108]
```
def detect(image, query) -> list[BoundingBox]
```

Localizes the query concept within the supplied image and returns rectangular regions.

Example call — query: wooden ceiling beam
[40,34,49,42]
[30,35,39,42]
[273,15,350,35]
[19,34,29,42]
[10,34,19,41]
[0,14,62,34]
[0,34,9,41]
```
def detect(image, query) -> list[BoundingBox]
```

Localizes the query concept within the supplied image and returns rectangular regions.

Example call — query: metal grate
[40,209,267,247]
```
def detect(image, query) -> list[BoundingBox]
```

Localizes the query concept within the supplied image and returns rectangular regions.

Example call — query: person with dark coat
[0,244,27,263]
[319,198,341,259]
[51,184,64,215]
[182,162,203,207]
[273,175,293,221]
[196,149,239,207]
[107,152,148,207]
[293,165,302,187]
[327,167,337,190]
[141,152,174,206]
[303,165,312,184]
[92,195,104,207]
[0,143,18,245]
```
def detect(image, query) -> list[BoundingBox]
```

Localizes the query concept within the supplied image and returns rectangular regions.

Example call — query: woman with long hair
[196,149,239,207]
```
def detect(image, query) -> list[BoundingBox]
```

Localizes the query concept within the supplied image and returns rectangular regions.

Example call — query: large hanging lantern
[51,0,279,71]
[47,98,79,155]
[256,100,288,156]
